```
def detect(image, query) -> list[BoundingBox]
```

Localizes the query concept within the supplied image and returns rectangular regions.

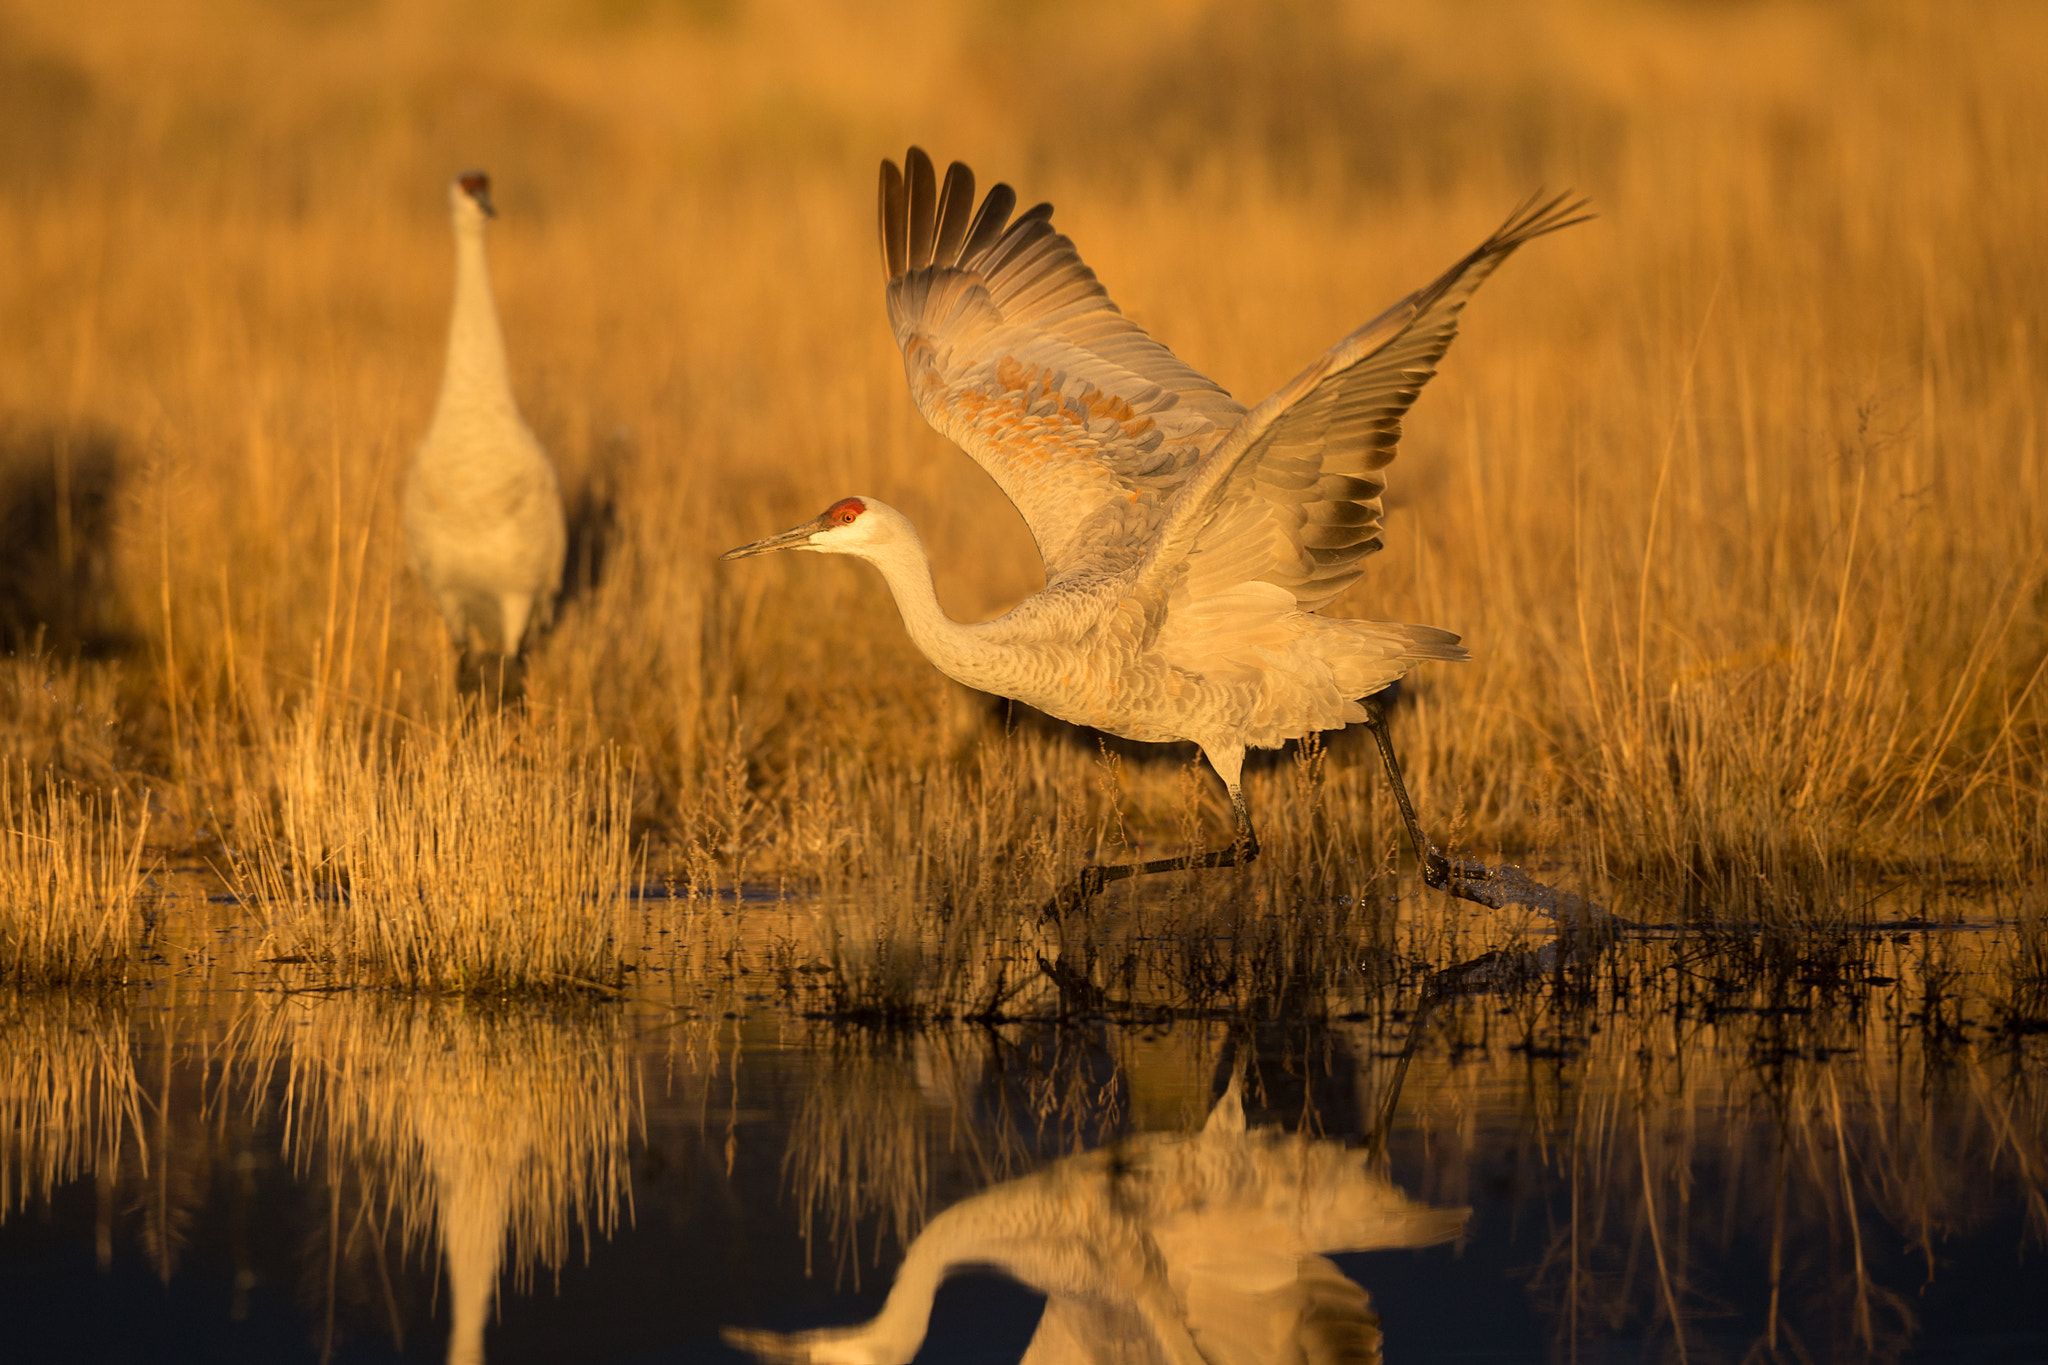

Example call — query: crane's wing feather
[883,148,1247,584]
[1140,192,1592,612]
[1175,1255,1386,1365]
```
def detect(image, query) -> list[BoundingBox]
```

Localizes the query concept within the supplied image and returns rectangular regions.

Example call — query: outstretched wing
[1140,192,1593,612]
[882,148,1246,584]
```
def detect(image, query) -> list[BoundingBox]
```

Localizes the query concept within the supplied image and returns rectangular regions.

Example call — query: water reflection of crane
[724,1073,1464,1364]
[725,148,1586,909]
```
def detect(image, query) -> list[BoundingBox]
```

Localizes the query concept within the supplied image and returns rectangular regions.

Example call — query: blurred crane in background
[404,170,566,703]
[726,148,1586,909]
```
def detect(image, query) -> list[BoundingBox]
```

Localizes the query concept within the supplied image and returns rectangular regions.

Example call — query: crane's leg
[466,653,526,708]
[452,593,536,709]
[1361,699,1488,891]
[497,591,534,658]
[1040,781,1259,920]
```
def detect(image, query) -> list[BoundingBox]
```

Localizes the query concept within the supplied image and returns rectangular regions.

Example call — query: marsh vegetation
[1,0,2041,955]
[0,0,2043,1358]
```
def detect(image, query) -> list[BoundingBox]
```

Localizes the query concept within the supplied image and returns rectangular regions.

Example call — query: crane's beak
[720,522,818,560]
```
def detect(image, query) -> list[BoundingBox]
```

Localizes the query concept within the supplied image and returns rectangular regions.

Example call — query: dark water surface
[4,894,2045,1364]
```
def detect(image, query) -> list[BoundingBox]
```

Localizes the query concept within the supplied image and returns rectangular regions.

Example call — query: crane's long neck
[844,1232,951,1363]
[813,1200,1007,1364]
[859,538,995,689]
[437,218,515,418]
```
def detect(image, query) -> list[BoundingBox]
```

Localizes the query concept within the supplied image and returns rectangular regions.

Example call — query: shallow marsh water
[3,879,2045,1364]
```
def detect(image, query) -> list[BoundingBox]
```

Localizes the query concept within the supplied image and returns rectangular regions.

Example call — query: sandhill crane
[404,170,566,697]
[725,149,1586,908]
[724,1072,1465,1365]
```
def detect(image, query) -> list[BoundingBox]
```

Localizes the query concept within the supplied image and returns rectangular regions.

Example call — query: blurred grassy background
[1,0,2042,924]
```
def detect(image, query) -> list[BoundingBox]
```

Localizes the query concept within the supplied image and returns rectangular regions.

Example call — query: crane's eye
[837,510,855,524]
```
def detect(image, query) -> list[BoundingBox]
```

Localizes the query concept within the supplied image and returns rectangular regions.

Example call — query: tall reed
[0,768,151,985]
[236,711,637,993]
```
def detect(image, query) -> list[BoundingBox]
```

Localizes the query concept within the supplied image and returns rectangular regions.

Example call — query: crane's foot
[1423,849,1496,891]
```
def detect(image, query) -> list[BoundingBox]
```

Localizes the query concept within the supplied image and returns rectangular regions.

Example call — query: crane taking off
[404,170,566,700]
[726,148,1587,906]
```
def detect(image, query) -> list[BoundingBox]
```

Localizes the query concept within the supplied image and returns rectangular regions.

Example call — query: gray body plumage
[728,150,1585,811]
[870,551,1452,761]
[404,172,566,661]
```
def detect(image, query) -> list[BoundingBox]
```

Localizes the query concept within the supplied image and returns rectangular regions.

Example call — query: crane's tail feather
[1208,617,1467,749]
[1395,623,1469,662]
[1324,621,1467,724]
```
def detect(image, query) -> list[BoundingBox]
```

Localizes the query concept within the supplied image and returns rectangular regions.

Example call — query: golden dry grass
[0,0,2042,957]
[0,766,152,984]
[232,711,636,992]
